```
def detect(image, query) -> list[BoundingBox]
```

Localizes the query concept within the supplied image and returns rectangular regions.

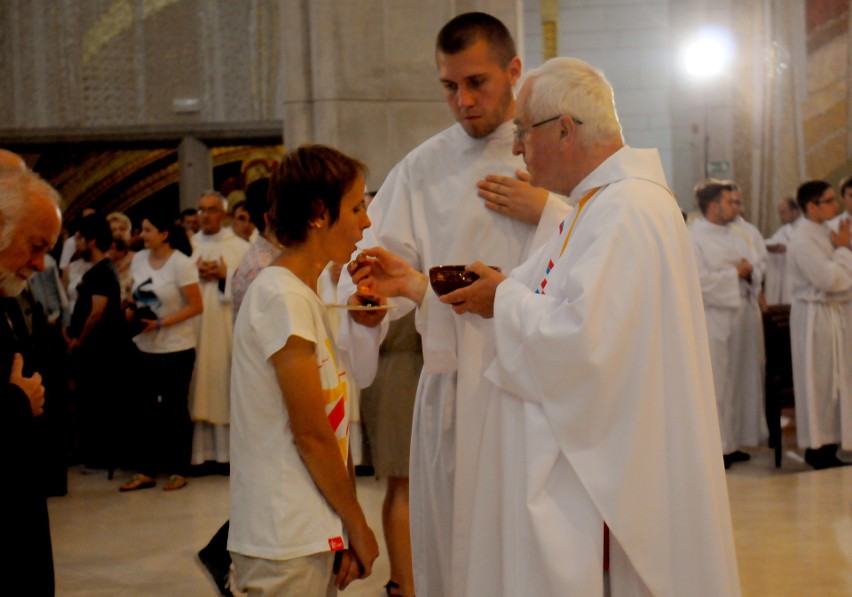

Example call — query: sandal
[119,474,156,492]
[385,580,414,597]
[163,474,188,491]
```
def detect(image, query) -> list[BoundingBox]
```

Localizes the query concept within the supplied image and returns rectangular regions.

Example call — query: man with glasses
[787,180,852,469]
[362,57,740,595]
[339,12,568,596]
[189,191,249,473]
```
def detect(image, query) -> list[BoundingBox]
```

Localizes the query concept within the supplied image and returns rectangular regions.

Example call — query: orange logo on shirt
[328,536,345,551]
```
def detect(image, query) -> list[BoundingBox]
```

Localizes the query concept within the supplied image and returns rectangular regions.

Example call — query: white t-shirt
[228,266,351,560]
[130,250,200,354]
[58,235,77,269]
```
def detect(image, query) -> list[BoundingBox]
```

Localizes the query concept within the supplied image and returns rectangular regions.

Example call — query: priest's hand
[348,247,428,305]
[477,169,548,224]
[736,258,753,282]
[197,257,227,281]
[208,257,227,280]
[440,261,506,319]
[830,219,851,250]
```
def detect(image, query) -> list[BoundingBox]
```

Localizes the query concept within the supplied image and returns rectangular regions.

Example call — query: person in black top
[0,155,63,596]
[66,214,124,469]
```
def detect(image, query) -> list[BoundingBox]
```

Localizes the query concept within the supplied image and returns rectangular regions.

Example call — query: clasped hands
[830,219,852,250]
[197,256,227,282]
[9,353,45,417]
[347,247,506,321]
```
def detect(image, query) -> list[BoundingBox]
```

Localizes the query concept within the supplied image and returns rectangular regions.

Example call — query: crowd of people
[3,10,851,597]
[687,177,851,471]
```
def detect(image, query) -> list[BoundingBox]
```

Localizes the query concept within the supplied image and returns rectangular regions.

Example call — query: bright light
[682,27,734,78]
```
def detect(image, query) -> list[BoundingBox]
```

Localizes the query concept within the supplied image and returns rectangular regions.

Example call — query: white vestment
[189,228,250,464]
[337,120,569,597]
[463,147,740,596]
[731,216,768,290]
[690,216,767,454]
[764,217,800,305]
[787,219,852,449]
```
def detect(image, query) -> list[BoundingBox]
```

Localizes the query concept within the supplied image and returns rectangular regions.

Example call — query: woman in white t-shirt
[119,212,202,492]
[228,145,378,596]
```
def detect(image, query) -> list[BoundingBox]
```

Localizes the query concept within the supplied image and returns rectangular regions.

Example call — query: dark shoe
[723,454,733,469]
[824,456,852,469]
[198,548,233,596]
[729,450,751,463]
[805,445,848,470]
[356,464,375,477]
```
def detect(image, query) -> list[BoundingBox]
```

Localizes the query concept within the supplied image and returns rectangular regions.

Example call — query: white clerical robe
[691,217,767,454]
[731,215,768,291]
[462,147,740,596]
[787,218,852,449]
[337,120,569,597]
[765,217,800,305]
[189,228,249,464]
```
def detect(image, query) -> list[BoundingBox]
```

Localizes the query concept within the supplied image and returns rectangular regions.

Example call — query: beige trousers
[231,551,336,597]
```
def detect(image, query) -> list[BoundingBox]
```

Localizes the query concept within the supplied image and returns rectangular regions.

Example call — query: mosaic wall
[0,0,282,129]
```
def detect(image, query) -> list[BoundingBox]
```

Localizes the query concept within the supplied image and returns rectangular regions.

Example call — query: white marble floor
[50,445,852,596]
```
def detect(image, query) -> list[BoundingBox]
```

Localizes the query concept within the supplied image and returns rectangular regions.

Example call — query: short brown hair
[693,179,732,215]
[269,145,366,247]
[436,12,516,68]
[796,180,831,212]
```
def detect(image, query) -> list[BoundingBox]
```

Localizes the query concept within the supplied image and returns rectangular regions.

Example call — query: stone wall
[1,0,847,226]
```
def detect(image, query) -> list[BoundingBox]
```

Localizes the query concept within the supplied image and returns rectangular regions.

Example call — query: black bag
[127,305,158,337]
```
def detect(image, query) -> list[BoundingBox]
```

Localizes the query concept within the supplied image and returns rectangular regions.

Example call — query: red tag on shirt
[328,536,345,551]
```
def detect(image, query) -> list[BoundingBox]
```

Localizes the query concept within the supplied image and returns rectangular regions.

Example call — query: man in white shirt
[359,57,740,596]
[827,174,852,233]
[765,197,801,305]
[690,180,766,469]
[189,191,249,471]
[787,180,852,470]
[339,12,569,596]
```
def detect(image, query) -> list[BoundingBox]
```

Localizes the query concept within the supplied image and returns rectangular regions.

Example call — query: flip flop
[119,474,156,492]
[163,474,188,491]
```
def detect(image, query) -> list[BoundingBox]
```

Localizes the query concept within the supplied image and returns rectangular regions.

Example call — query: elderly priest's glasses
[513,114,583,141]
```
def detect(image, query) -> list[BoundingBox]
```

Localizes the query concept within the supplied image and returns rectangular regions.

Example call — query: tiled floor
[50,445,852,596]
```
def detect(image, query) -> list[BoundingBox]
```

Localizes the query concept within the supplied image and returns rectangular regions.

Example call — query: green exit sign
[707,161,730,176]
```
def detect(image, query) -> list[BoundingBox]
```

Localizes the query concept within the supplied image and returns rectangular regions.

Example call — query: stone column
[279,0,521,190]
[178,136,213,212]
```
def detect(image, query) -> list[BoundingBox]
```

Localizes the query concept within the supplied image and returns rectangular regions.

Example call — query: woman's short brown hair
[269,145,367,247]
